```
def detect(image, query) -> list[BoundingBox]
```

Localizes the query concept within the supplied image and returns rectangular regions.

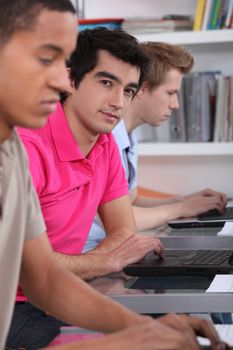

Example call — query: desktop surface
[87,237,233,314]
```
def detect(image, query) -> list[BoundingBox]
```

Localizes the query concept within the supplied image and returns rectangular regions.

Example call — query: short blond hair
[140,41,194,90]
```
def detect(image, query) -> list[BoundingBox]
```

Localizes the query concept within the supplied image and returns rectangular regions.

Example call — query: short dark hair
[67,27,150,91]
[0,0,76,44]
[140,42,194,90]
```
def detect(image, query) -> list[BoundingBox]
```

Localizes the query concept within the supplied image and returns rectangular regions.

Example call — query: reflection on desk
[143,224,220,237]
[88,271,233,314]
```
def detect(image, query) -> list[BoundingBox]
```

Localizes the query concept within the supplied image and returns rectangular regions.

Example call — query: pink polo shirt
[16,103,128,300]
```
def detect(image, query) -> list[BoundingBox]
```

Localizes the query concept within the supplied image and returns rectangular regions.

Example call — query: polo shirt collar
[49,103,108,162]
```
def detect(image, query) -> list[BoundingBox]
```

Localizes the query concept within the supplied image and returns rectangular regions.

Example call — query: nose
[109,88,124,110]
[49,62,71,94]
[171,94,179,110]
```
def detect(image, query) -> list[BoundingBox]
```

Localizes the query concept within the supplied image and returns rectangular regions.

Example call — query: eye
[124,88,137,98]
[39,57,54,66]
[100,80,112,87]
[168,91,177,96]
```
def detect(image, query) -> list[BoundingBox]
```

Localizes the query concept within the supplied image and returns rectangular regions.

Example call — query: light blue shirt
[82,120,138,252]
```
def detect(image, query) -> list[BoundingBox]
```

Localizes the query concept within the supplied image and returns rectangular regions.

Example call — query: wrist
[105,252,122,273]
[175,194,186,202]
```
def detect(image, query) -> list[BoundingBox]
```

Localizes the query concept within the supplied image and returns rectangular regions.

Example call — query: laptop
[123,248,233,277]
[168,206,233,229]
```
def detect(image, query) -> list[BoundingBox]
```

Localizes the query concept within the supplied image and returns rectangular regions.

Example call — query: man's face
[67,50,140,136]
[0,9,77,132]
[141,68,182,126]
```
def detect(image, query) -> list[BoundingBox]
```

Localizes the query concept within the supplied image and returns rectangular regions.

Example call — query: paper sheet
[198,325,233,346]
[218,222,233,236]
[206,274,233,293]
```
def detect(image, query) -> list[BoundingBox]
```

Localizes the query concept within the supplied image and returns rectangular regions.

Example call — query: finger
[179,316,225,350]
[152,239,164,257]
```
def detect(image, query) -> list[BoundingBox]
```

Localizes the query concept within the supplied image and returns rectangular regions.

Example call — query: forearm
[133,203,184,231]
[21,236,146,336]
[94,228,133,252]
[54,227,135,279]
[28,262,145,334]
[55,250,119,280]
[133,195,182,207]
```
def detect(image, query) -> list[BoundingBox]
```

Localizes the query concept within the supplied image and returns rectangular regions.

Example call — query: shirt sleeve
[18,129,47,196]
[99,134,129,206]
[25,170,46,240]
[128,133,138,191]
[17,135,46,240]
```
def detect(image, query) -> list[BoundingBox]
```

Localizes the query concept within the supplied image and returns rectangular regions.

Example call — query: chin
[19,116,48,129]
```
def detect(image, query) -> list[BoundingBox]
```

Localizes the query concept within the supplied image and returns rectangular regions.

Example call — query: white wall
[138,155,233,197]
[83,0,196,19]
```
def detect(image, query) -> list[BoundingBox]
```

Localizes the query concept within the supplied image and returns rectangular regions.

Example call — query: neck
[124,96,144,133]
[0,119,13,144]
[63,101,98,157]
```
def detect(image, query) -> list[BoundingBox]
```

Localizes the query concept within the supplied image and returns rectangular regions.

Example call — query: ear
[65,67,75,94]
[137,83,148,98]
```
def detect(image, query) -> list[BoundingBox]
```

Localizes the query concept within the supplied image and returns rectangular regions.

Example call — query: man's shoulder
[112,120,131,151]
[17,120,51,149]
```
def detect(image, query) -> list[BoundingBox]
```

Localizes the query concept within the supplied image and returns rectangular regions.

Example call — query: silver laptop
[168,206,233,229]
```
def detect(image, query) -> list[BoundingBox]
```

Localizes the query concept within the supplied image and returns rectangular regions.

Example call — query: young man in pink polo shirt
[18,28,164,279]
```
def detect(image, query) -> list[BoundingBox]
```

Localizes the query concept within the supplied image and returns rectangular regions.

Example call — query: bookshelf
[136,28,233,159]
[135,28,233,45]
[78,0,233,196]
[138,142,233,157]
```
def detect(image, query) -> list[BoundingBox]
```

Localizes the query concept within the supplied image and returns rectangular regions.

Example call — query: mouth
[40,99,59,114]
[101,111,120,123]
[163,114,172,120]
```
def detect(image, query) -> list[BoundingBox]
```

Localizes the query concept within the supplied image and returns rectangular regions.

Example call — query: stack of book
[122,15,193,35]
[135,72,233,143]
[193,0,233,31]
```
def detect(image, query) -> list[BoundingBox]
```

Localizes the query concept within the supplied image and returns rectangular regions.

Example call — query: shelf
[138,142,233,156]
[134,29,233,45]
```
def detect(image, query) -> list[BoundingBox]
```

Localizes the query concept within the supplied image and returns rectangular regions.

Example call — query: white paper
[206,274,233,293]
[218,222,233,236]
[198,324,233,346]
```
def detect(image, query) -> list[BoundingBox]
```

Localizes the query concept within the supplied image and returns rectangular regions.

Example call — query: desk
[146,224,220,237]
[89,237,233,315]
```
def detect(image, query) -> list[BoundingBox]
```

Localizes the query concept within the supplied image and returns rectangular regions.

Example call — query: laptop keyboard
[198,207,233,221]
[180,250,233,265]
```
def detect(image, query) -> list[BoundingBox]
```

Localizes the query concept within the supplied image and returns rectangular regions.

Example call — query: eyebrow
[39,44,63,54]
[95,71,139,90]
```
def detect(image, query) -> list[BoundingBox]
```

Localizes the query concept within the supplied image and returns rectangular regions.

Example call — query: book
[229,77,233,141]
[215,0,229,28]
[213,75,228,141]
[209,0,222,29]
[193,0,206,31]
[184,73,203,142]
[207,0,218,29]
[201,0,213,30]
[122,17,193,34]
[224,0,233,27]
[169,83,187,142]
